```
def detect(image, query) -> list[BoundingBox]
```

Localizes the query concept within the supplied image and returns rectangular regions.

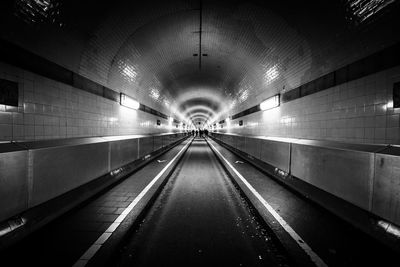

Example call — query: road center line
[208,141,328,267]
[72,138,192,267]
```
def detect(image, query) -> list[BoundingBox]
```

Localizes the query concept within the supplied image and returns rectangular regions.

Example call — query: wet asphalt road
[113,138,290,267]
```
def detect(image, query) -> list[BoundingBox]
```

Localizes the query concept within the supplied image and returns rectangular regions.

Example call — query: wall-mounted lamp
[260,94,280,111]
[120,93,140,110]
[169,117,174,123]
[226,117,230,122]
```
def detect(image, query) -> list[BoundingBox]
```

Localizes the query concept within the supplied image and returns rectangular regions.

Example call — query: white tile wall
[2,60,399,144]
[0,62,179,141]
[218,66,400,145]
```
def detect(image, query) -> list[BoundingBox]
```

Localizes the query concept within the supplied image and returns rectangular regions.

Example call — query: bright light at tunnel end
[120,93,140,110]
[260,94,280,111]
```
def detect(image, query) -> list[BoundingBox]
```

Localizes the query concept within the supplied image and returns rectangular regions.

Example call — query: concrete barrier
[30,142,110,207]
[0,133,188,222]
[259,138,291,173]
[210,132,400,226]
[372,147,400,225]
[243,136,261,159]
[290,143,374,210]
[103,136,139,170]
[0,145,28,221]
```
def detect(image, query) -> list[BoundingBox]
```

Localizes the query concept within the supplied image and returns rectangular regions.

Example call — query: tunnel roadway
[111,138,290,267]
[0,137,398,267]
[0,137,290,267]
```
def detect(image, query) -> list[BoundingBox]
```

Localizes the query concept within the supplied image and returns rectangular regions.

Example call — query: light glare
[260,94,280,111]
[377,220,400,238]
[120,93,140,110]
[264,65,279,85]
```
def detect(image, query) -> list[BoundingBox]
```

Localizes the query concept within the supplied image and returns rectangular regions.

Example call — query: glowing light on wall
[280,116,292,124]
[344,0,395,24]
[120,93,140,110]
[230,100,237,109]
[15,0,63,26]
[108,117,118,123]
[140,121,152,128]
[238,89,249,103]
[225,117,231,129]
[150,88,160,100]
[167,117,174,130]
[377,220,400,238]
[123,66,137,81]
[264,65,279,85]
[118,60,138,83]
[247,121,259,128]
[260,94,280,111]
[386,100,394,109]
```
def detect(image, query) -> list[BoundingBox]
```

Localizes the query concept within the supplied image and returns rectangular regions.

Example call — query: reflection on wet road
[114,138,290,267]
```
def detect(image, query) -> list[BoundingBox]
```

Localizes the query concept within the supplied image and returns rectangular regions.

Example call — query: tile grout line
[208,140,328,267]
[71,139,192,267]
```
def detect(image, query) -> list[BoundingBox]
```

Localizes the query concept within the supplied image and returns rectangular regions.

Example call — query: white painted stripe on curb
[72,139,192,267]
[208,141,328,267]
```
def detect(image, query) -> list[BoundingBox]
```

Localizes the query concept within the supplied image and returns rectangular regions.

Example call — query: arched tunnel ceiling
[2,0,399,126]
[85,0,315,125]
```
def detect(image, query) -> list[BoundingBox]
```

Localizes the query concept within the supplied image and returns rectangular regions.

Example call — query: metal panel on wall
[372,152,400,225]
[260,139,291,173]
[0,150,28,221]
[153,135,163,151]
[0,133,187,223]
[109,139,139,170]
[236,136,246,152]
[225,135,236,148]
[291,144,374,210]
[30,143,109,207]
[244,137,261,159]
[138,136,154,158]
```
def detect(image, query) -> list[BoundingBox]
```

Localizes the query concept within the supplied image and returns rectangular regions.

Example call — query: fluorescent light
[260,94,280,111]
[120,93,140,110]
[377,220,400,238]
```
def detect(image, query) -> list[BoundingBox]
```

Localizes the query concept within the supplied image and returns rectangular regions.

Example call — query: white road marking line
[72,139,192,267]
[208,141,328,267]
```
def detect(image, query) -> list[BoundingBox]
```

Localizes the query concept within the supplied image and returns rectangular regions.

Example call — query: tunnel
[1,0,400,266]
